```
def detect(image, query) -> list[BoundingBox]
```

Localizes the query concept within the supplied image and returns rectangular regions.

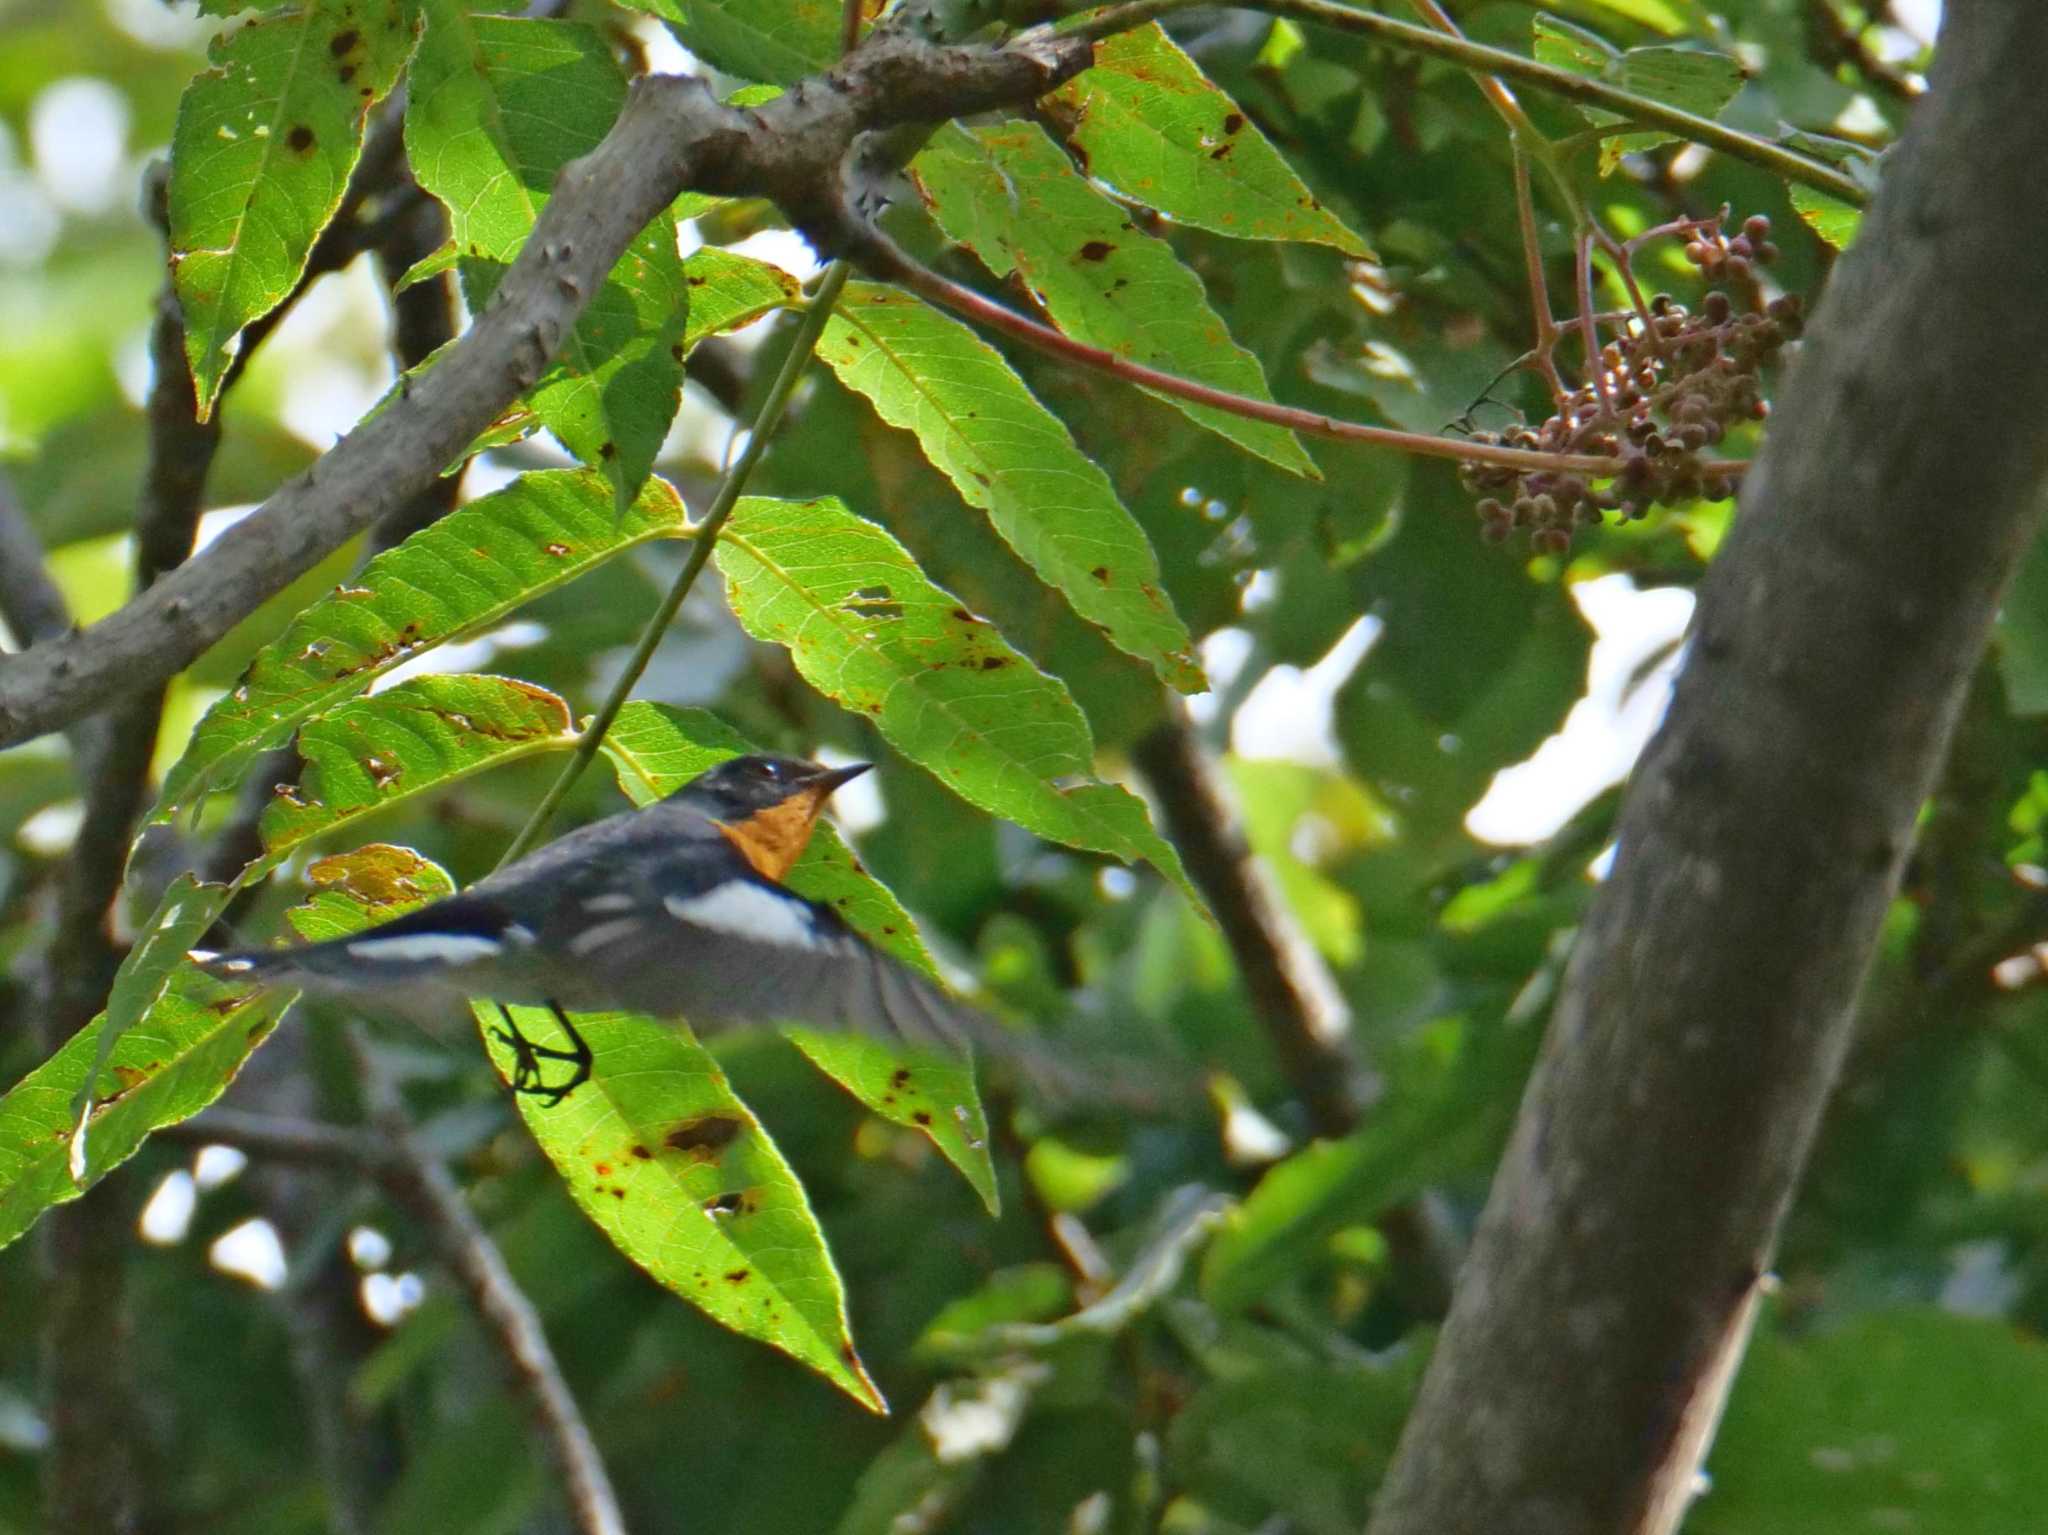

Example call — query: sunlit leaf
[1048,23,1371,257]
[153,469,686,820]
[260,674,578,857]
[617,0,838,84]
[170,0,417,414]
[913,121,1319,477]
[406,1,687,509]
[598,701,999,1213]
[818,282,1203,692]
[713,496,1203,908]
[0,957,286,1251]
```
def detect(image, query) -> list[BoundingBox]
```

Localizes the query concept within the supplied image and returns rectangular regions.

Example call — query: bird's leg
[490,1002,594,1107]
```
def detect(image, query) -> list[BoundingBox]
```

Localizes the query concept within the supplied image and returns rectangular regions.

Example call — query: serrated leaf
[1048,23,1370,257]
[913,121,1318,477]
[153,469,686,820]
[0,960,286,1251]
[598,701,999,1214]
[406,2,686,509]
[260,675,579,857]
[617,0,837,84]
[818,282,1203,692]
[713,496,1203,910]
[1532,17,1743,174]
[291,843,885,1410]
[170,0,417,414]
[678,245,802,345]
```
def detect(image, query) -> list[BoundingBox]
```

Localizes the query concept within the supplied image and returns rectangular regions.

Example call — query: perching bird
[194,754,995,1105]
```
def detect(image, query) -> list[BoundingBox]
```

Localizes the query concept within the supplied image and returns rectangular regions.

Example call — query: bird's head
[675,754,872,880]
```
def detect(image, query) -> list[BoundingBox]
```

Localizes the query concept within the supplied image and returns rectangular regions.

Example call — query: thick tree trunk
[1366,5,2048,1533]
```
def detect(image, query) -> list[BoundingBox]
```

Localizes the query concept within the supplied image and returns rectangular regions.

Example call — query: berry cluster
[1460,213,1802,553]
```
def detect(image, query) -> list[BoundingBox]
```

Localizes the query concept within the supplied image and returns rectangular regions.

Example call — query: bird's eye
[755,760,784,781]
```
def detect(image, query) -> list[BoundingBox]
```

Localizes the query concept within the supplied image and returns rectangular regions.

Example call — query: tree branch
[1367,6,2048,1531]
[0,28,1093,750]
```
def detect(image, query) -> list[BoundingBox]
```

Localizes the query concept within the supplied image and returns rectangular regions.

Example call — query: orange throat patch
[715,788,832,882]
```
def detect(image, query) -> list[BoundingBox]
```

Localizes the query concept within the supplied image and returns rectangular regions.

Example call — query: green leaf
[597,701,999,1214]
[912,121,1319,477]
[1047,24,1370,257]
[1698,1310,2048,1534]
[1778,131,1879,251]
[153,469,686,820]
[1997,533,2048,715]
[1789,184,1861,251]
[0,956,286,1251]
[617,0,837,84]
[679,245,802,346]
[1200,1013,1537,1311]
[406,2,687,509]
[169,0,417,414]
[260,674,579,858]
[294,843,886,1411]
[1531,16,1744,174]
[817,282,1203,692]
[713,496,1203,909]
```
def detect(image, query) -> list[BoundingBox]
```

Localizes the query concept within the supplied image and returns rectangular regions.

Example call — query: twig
[0,473,73,649]
[497,262,852,864]
[1131,705,1359,1136]
[355,1043,627,1535]
[1057,0,1869,205]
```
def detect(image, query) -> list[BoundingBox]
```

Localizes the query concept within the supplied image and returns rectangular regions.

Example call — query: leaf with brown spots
[169,0,417,414]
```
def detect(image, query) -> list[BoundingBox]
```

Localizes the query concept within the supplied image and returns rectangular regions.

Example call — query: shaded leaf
[1048,23,1370,257]
[153,469,686,819]
[406,2,686,509]
[713,496,1203,908]
[598,701,999,1213]
[1532,16,1744,174]
[170,0,417,414]
[260,674,578,858]
[818,282,1203,691]
[913,121,1318,476]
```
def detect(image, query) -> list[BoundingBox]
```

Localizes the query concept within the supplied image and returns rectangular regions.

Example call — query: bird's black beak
[809,761,873,796]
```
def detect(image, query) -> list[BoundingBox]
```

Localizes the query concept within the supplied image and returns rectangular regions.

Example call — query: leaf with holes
[406,2,686,509]
[818,282,1203,692]
[260,674,578,858]
[714,496,1202,910]
[914,121,1316,476]
[617,0,838,84]
[0,951,288,1252]
[1048,23,1370,257]
[170,0,417,415]
[153,470,686,822]
[287,843,886,1410]
[599,701,999,1214]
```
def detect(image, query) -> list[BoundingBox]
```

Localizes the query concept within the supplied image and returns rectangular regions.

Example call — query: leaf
[617,0,837,84]
[70,874,233,1178]
[260,674,579,858]
[817,282,1203,692]
[1697,1310,2048,1534]
[1998,532,2048,715]
[406,2,687,509]
[295,843,886,1410]
[1047,24,1370,257]
[1778,131,1879,250]
[169,0,417,414]
[598,701,999,1214]
[1200,1013,1537,1311]
[912,121,1318,477]
[1531,16,1744,174]
[0,957,286,1251]
[153,469,686,820]
[713,496,1203,909]
[679,246,802,346]
[1789,185,1861,251]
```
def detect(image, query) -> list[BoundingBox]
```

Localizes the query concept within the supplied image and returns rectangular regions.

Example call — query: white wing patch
[665,883,821,950]
[345,933,503,964]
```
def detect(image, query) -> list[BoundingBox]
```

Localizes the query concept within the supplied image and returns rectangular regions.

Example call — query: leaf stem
[1056,0,1868,206]
[495,261,852,868]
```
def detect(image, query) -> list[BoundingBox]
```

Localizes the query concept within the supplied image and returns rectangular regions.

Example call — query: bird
[192,754,995,1106]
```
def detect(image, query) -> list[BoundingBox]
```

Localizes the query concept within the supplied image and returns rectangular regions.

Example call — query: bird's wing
[554,871,979,1056]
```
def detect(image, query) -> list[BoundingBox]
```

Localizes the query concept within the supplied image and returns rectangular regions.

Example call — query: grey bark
[1367,4,2048,1532]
